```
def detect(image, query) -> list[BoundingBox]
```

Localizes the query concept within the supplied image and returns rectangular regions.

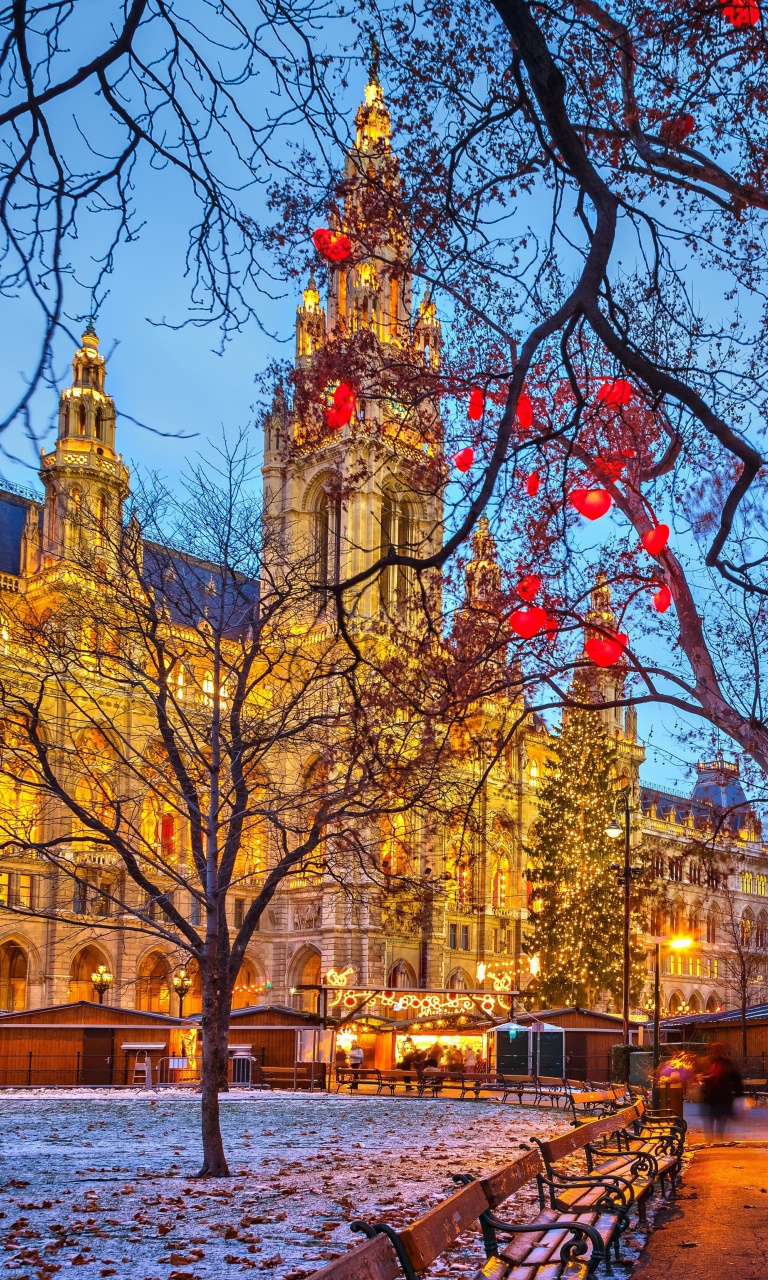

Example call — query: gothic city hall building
[0,75,766,1023]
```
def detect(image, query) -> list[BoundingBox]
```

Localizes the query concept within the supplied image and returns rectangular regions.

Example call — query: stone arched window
[68,944,111,1003]
[756,910,768,951]
[491,851,512,910]
[706,993,722,1013]
[388,960,415,989]
[136,950,172,1014]
[448,967,472,991]
[379,489,414,613]
[0,941,28,1010]
[313,488,341,591]
[706,906,719,945]
[741,910,754,947]
[231,956,265,1009]
[381,812,409,877]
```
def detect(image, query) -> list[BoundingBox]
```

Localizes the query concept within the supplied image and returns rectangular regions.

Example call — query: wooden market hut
[513,1007,642,1083]
[0,1001,187,1086]
[656,1002,768,1071]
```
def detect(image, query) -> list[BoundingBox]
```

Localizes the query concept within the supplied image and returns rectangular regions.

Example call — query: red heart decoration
[453,447,475,472]
[325,381,356,429]
[510,606,548,639]
[313,228,352,263]
[659,114,696,146]
[517,393,534,431]
[597,379,632,407]
[653,584,672,613]
[570,488,612,520]
[642,524,670,556]
[517,574,542,602]
[585,632,628,668]
[721,0,760,25]
[525,471,540,497]
[468,387,485,421]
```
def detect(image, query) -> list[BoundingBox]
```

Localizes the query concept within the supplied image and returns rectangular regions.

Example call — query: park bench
[580,1105,682,1197]
[305,1147,617,1280]
[537,1075,577,1109]
[335,1066,385,1094]
[532,1105,676,1227]
[566,1088,617,1123]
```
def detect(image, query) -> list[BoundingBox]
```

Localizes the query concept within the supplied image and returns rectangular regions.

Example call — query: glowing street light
[91,964,113,1005]
[172,968,193,1017]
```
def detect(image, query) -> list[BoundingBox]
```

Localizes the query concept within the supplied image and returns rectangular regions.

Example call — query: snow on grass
[0,1091,657,1279]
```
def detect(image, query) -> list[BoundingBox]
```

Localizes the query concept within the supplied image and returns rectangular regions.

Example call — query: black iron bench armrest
[538,1170,634,1213]
[483,1211,605,1275]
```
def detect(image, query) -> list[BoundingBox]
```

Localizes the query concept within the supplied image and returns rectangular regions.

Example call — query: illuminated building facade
[0,75,765,1023]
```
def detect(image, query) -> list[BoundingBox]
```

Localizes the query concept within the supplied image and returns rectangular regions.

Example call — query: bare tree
[0,439,464,1175]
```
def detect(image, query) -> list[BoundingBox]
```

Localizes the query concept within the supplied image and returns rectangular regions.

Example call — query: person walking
[349,1042,364,1091]
[701,1041,743,1141]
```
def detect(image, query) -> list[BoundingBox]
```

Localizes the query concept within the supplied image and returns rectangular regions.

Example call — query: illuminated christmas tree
[524,689,643,1010]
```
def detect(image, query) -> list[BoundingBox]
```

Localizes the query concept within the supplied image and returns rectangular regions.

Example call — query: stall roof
[655,1002,768,1030]
[514,1007,644,1028]
[0,1001,185,1026]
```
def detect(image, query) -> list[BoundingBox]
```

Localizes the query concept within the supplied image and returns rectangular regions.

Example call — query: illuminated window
[202,672,214,705]
[460,925,470,951]
[17,874,32,908]
[234,897,245,929]
[492,852,511,910]
[529,759,539,789]
[78,401,86,435]
[379,491,414,613]
[756,875,767,896]
[314,490,341,592]
[0,873,8,906]
[706,908,718,944]
[741,871,754,894]
[448,923,457,949]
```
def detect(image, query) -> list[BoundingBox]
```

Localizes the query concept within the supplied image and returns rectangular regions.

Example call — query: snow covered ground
[0,1090,657,1279]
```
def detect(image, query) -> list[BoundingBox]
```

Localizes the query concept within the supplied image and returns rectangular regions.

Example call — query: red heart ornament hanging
[313,228,352,263]
[597,379,632,407]
[517,393,534,431]
[642,524,670,556]
[653,584,672,613]
[659,115,696,146]
[453,447,475,473]
[721,0,760,25]
[326,381,356,429]
[570,488,612,520]
[525,471,540,497]
[468,387,485,421]
[509,606,548,639]
[517,574,542,602]
[585,632,628,668]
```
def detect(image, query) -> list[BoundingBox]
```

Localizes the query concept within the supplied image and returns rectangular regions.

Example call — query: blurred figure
[464,1046,478,1073]
[348,1041,364,1091]
[701,1041,743,1140]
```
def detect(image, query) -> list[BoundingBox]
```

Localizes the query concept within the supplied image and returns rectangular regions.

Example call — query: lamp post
[172,968,193,1018]
[606,788,642,1047]
[91,964,113,1005]
[652,935,692,1107]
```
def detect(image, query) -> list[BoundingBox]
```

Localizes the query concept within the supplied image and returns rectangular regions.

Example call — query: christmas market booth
[494,1020,565,1077]
[513,1008,642,1082]
[323,976,516,1073]
[0,1001,189,1086]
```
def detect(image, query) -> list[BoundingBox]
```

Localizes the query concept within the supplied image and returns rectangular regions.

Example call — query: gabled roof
[659,1002,768,1028]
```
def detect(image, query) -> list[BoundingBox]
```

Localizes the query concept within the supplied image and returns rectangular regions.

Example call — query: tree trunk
[742,999,748,1065]
[198,965,230,1178]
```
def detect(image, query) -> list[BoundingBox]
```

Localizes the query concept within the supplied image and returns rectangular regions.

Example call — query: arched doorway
[68,945,111,1003]
[290,948,321,1012]
[136,951,172,1014]
[232,957,265,1009]
[0,940,27,1010]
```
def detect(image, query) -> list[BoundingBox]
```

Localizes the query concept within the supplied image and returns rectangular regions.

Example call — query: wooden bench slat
[398,1181,489,1271]
[481,1150,544,1208]
[303,1232,400,1280]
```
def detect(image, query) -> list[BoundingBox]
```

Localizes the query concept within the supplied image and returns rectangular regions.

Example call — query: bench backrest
[539,1105,636,1163]
[305,1231,400,1280]
[397,1181,488,1272]
[537,1075,566,1087]
[499,1073,535,1084]
[480,1149,544,1209]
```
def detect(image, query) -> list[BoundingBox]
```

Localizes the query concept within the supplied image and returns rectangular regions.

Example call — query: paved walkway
[632,1146,768,1280]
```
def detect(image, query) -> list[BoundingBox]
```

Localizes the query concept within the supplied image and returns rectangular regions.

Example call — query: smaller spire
[82,316,99,349]
[464,516,502,606]
[368,32,381,85]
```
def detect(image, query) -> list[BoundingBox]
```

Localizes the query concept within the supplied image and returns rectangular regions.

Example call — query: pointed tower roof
[464,516,502,607]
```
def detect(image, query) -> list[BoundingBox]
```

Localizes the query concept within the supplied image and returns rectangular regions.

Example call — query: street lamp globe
[605,818,623,840]
[172,967,193,1017]
[91,964,113,1005]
